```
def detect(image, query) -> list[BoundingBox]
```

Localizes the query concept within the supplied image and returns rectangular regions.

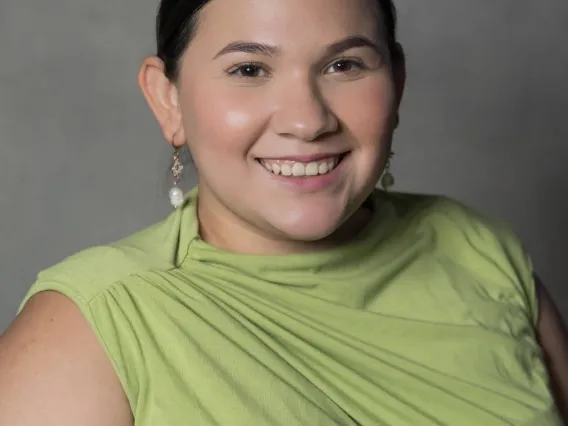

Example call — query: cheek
[180,85,268,159]
[331,77,396,145]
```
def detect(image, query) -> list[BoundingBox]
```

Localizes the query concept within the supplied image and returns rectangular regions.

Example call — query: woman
[0,0,566,424]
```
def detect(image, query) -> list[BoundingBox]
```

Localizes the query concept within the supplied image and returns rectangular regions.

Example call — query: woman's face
[147,0,404,249]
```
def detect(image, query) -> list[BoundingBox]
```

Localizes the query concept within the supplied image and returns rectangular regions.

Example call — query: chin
[263,194,360,243]
[272,214,346,243]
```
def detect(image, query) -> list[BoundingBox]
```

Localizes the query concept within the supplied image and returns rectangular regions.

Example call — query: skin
[0,292,133,426]
[536,276,568,421]
[0,0,566,424]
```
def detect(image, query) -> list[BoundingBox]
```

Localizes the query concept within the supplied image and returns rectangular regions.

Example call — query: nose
[271,77,339,141]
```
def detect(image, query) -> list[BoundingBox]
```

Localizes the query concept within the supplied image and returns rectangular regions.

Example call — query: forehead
[193,0,383,47]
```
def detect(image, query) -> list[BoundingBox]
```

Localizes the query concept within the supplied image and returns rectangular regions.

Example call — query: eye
[227,63,269,78]
[326,59,365,74]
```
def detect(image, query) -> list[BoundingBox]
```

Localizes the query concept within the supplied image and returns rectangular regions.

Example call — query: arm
[535,275,568,422]
[0,291,132,426]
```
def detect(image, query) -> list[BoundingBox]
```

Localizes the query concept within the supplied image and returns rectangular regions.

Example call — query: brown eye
[229,63,268,78]
[327,59,364,74]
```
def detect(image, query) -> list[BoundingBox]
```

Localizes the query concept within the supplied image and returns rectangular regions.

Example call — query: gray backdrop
[1,0,566,332]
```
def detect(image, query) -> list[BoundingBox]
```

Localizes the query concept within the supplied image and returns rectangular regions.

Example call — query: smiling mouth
[258,154,347,177]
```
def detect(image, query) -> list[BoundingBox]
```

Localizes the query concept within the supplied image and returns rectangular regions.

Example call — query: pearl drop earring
[169,147,184,208]
[381,151,395,191]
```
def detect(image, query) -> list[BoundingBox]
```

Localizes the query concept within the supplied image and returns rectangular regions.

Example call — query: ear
[392,42,406,109]
[137,56,186,147]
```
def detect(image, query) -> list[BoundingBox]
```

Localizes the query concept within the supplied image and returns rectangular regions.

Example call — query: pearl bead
[169,187,184,208]
[381,172,395,190]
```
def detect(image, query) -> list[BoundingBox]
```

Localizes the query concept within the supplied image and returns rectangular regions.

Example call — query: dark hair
[156,0,398,81]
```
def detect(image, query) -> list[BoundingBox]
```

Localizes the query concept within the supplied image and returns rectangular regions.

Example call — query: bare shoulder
[0,291,132,426]
[535,276,568,350]
[534,276,568,421]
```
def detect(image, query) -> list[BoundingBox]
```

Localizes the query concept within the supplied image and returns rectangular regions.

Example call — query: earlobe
[137,56,185,146]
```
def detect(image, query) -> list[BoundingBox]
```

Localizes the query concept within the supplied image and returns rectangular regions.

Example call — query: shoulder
[9,193,199,420]
[382,190,524,251]
[0,292,133,426]
[381,190,538,325]
[33,244,167,303]
[21,197,196,309]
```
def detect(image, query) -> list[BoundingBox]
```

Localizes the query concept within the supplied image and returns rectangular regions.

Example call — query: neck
[196,188,373,256]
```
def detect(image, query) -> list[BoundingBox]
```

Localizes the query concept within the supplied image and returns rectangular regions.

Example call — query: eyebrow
[213,35,383,60]
[324,36,383,58]
[213,42,280,59]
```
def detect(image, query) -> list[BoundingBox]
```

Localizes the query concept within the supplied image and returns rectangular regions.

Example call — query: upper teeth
[261,157,339,177]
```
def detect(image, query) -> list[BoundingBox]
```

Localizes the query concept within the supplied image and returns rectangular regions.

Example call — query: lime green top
[21,189,560,425]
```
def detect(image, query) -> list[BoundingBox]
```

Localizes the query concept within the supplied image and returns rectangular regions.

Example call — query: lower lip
[260,156,346,191]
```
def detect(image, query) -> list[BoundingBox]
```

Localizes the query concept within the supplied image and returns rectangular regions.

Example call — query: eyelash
[327,58,366,74]
[226,58,366,79]
[227,62,269,78]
